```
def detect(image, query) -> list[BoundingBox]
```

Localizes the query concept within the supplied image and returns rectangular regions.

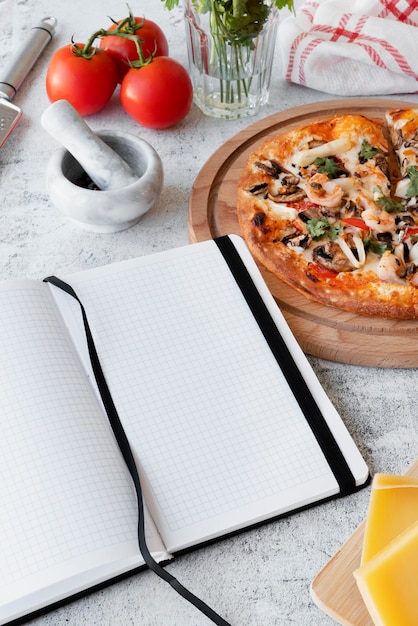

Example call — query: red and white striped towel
[278,0,418,95]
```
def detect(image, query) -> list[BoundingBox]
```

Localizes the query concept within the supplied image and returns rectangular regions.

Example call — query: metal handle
[0,16,57,100]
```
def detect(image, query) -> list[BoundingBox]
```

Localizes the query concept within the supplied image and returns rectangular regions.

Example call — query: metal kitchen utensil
[0,16,57,148]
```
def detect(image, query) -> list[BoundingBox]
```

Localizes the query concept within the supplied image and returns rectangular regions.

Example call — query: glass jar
[184,0,280,119]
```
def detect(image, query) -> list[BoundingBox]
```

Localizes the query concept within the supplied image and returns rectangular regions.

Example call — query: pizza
[236,109,418,319]
[386,108,418,197]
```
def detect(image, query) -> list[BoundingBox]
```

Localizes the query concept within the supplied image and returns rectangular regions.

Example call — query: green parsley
[373,186,404,213]
[406,166,418,199]
[306,217,340,240]
[368,240,392,255]
[362,234,391,255]
[312,156,341,179]
[162,0,295,22]
[359,139,381,161]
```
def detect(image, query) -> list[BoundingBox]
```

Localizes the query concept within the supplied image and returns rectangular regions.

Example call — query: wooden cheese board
[310,459,418,625]
[188,98,418,368]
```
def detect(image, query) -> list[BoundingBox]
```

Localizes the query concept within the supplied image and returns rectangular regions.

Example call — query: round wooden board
[188,98,418,368]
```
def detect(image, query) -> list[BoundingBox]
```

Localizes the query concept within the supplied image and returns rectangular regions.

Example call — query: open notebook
[0,235,369,625]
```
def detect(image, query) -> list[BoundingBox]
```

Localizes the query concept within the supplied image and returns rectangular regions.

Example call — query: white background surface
[1,0,418,624]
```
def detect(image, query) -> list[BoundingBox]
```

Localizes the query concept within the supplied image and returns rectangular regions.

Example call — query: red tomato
[287,200,320,210]
[46,45,118,116]
[120,57,193,129]
[99,18,169,82]
[341,217,369,230]
[307,262,339,280]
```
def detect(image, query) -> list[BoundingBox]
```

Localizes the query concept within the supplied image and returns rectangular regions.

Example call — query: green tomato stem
[76,24,152,67]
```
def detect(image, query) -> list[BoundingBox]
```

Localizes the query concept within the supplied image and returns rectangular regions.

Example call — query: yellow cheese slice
[354,520,418,626]
[361,473,418,564]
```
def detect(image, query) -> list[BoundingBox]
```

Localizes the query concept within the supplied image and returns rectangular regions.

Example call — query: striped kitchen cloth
[278,0,418,95]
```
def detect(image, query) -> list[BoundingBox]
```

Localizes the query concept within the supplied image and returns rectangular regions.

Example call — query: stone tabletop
[1,0,418,625]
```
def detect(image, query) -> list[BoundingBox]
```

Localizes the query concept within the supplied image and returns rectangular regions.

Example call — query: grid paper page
[64,240,337,551]
[0,282,141,600]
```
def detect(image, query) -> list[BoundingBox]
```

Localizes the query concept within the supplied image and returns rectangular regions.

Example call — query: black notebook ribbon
[43,275,231,626]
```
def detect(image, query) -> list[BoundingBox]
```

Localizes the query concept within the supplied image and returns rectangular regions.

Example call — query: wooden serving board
[310,459,418,625]
[188,98,418,368]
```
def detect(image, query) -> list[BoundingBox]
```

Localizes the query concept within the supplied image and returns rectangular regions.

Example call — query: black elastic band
[43,275,231,626]
[214,236,356,496]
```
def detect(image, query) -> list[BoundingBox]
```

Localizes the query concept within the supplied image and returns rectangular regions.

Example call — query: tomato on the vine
[46,45,118,116]
[99,17,169,83]
[120,57,193,129]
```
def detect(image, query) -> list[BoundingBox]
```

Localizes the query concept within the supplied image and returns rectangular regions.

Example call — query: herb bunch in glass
[164,0,294,116]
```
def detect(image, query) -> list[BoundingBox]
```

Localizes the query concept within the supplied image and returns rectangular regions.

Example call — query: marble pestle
[41,99,139,190]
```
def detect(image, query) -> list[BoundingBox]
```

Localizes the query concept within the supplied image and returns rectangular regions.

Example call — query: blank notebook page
[61,238,342,552]
[0,281,141,607]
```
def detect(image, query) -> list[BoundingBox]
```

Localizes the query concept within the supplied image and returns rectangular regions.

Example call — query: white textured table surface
[2,1,418,625]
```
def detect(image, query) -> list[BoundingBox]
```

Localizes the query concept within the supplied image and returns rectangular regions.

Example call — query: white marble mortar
[45,130,164,233]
